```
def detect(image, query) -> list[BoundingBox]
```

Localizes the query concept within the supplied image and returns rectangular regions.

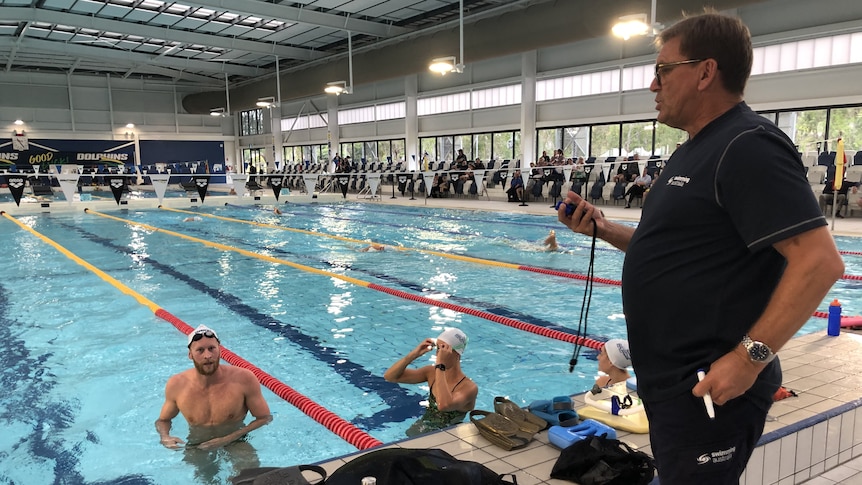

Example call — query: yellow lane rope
[1,211,162,312]
[86,209,373,287]
[158,205,520,270]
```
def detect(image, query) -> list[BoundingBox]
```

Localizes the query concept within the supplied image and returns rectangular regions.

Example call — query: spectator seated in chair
[820,177,858,218]
[507,170,524,202]
[624,168,652,208]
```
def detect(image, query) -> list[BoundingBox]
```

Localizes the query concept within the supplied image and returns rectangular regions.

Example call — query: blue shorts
[645,391,769,485]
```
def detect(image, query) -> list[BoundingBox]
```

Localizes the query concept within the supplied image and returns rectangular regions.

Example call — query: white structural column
[327,93,340,163]
[520,51,537,171]
[404,74,419,171]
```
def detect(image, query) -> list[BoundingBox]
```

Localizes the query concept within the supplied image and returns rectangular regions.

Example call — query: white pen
[697,369,716,420]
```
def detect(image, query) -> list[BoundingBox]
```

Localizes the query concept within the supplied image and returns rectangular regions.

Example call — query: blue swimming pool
[0,202,857,484]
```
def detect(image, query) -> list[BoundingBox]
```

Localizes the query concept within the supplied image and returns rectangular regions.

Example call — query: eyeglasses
[654,59,706,86]
[188,329,218,347]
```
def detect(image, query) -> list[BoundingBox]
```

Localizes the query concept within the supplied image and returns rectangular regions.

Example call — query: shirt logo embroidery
[697,446,736,465]
[667,175,690,187]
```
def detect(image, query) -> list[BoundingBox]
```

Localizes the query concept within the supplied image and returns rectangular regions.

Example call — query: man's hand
[692,346,762,406]
[159,436,185,450]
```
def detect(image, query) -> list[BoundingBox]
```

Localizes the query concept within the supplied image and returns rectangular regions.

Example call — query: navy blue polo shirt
[622,102,826,405]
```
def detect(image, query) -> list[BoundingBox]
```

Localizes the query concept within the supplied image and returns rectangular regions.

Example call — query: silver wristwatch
[741,335,776,364]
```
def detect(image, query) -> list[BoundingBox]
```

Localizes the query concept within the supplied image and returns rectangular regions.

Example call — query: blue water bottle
[828,299,841,336]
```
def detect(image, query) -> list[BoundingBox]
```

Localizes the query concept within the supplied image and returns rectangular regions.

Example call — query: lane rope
[160,206,859,323]
[89,209,607,350]
[0,210,383,451]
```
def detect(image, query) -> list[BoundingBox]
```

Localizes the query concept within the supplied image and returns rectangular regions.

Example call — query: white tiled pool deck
[4,190,862,484]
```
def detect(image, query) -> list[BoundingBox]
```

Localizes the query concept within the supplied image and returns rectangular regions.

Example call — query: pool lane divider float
[160,207,862,327]
[162,206,622,286]
[0,210,383,451]
[89,208,608,351]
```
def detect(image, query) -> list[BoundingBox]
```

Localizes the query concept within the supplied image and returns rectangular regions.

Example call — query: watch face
[749,343,770,361]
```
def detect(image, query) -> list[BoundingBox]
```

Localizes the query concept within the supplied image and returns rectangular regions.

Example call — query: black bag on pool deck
[550,435,655,485]
[325,448,517,485]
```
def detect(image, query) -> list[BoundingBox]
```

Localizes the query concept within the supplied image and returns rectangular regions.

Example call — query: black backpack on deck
[325,448,517,485]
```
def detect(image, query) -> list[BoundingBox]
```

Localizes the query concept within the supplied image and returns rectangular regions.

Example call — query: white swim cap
[604,339,631,369]
[187,324,220,347]
[437,327,468,355]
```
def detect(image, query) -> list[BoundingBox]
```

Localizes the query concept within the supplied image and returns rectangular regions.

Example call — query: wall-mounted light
[14,119,24,126]
[325,32,354,95]
[125,123,135,129]
[324,81,351,95]
[612,0,662,40]
[256,96,276,108]
[210,107,226,117]
[429,0,465,75]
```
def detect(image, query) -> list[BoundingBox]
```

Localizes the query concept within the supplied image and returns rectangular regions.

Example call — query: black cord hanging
[569,218,598,372]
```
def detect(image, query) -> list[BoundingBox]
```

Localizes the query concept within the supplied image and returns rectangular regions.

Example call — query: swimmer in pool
[543,230,559,251]
[155,325,272,451]
[183,216,202,222]
[273,207,282,215]
[384,328,478,437]
[359,243,385,252]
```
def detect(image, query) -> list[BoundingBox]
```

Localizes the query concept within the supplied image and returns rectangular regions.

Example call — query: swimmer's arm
[433,373,478,413]
[383,339,435,384]
[156,378,185,449]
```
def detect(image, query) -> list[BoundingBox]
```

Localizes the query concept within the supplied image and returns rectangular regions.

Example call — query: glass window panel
[364,141,378,163]
[763,45,781,73]
[791,109,827,153]
[832,34,851,65]
[537,129,557,160]
[621,121,654,157]
[827,106,862,152]
[654,123,687,157]
[392,140,405,163]
[492,132,514,161]
[438,136,454,162]
[475,133,492,161]
[797,40,815,69]
[779,43,798,72]
[563,126,588,158]
[852,32,862,63]
[591,124,621,157]
[420,137,436,163]
[813,37,832,68]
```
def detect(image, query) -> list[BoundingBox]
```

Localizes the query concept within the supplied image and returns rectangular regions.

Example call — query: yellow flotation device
[577,381,649,434]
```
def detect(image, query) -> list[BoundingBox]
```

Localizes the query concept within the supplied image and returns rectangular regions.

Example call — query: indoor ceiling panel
[98,4,133,19]
[218,24,255,37]
[42,0,75,7]
[361,0,423,19]
[2,0,33,5]
[123,9,159,23]
[149,12,186,28]
[173,18,208,30]
[195,20,235,35]
[67,1,104,15]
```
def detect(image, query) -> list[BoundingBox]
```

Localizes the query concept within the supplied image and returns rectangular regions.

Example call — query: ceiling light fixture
[324,81,350,95]
[429,0,465,75]
[612,0,663,40]
[210,107,226,117]
[325,32,354,95]
[256,96,276,108]
[14,119,24,125]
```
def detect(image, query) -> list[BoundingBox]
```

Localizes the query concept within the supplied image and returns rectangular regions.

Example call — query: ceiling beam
[2,7,327,62]
[0,37,262,78]
[181,0,412,38]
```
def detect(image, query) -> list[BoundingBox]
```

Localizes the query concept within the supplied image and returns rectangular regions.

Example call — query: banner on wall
[0,150,133,171]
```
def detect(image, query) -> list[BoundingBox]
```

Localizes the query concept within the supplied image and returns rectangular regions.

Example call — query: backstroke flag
[834,138,845,191]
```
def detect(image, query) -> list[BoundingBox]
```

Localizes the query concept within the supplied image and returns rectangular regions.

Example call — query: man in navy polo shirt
[557,10,843,484]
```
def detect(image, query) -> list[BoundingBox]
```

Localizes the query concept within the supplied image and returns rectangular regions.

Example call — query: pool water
[0,202,858,484]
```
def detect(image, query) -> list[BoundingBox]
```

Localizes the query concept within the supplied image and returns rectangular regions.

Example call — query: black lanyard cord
[569,217,597,372]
